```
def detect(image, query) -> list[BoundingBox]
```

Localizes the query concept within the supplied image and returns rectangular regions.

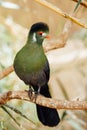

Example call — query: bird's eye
[38,31,43,36]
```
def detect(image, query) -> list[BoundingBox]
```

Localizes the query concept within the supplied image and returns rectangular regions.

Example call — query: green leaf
[74,0,82,12]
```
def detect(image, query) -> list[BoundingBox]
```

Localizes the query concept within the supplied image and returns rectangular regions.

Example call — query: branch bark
[0,90,87,110]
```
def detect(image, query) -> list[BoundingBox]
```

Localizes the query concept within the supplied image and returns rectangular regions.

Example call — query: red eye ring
[38,31,43,35]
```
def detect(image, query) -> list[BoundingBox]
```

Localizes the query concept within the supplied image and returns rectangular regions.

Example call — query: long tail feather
[36,84,60,127]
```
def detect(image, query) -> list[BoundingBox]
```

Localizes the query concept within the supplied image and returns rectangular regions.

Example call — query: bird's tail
[36,84,60,127]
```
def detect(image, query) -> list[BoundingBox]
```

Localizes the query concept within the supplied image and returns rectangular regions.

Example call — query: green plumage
[14,22,50,90]
[14,42,49,89]
[14,43,46,74]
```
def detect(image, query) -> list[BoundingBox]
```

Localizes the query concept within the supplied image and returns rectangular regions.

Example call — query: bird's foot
[28,86,40,102]
[28,86,38,102]
[28,86,35,101]
[34,87,40,102]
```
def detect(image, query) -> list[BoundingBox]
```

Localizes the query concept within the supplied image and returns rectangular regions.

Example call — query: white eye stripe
[33,33,37,42]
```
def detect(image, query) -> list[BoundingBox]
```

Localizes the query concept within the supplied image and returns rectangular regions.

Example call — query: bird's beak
[45,35,50,39]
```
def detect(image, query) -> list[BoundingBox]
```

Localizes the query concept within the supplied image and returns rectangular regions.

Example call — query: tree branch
[0,90,87,110]
[34,0,87,29]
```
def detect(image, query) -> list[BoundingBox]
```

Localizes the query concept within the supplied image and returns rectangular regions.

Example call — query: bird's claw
[28,86,39,102]
[28,87,34,101]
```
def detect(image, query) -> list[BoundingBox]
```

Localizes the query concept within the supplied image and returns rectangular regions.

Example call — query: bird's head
[28,22,49,45]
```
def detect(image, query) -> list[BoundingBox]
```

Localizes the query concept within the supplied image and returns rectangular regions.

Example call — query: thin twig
[0,65,14,79]
[4,104,36,125]
[34,0,87,29]
[44,20,72,52]
[0,91,87,110]
[1,106,20,127]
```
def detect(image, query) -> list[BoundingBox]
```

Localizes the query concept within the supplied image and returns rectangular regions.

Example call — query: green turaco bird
[14,22,60,127]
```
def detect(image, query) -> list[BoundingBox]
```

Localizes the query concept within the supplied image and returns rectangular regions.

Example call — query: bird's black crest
[29,22,49,33]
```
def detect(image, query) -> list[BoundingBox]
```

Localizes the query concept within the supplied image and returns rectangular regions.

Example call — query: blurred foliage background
[0,0,87,130]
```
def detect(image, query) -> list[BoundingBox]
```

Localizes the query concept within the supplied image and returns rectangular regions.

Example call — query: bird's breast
[14,44,47,76]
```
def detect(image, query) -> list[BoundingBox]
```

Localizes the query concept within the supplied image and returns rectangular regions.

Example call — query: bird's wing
[43,59,50,82]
